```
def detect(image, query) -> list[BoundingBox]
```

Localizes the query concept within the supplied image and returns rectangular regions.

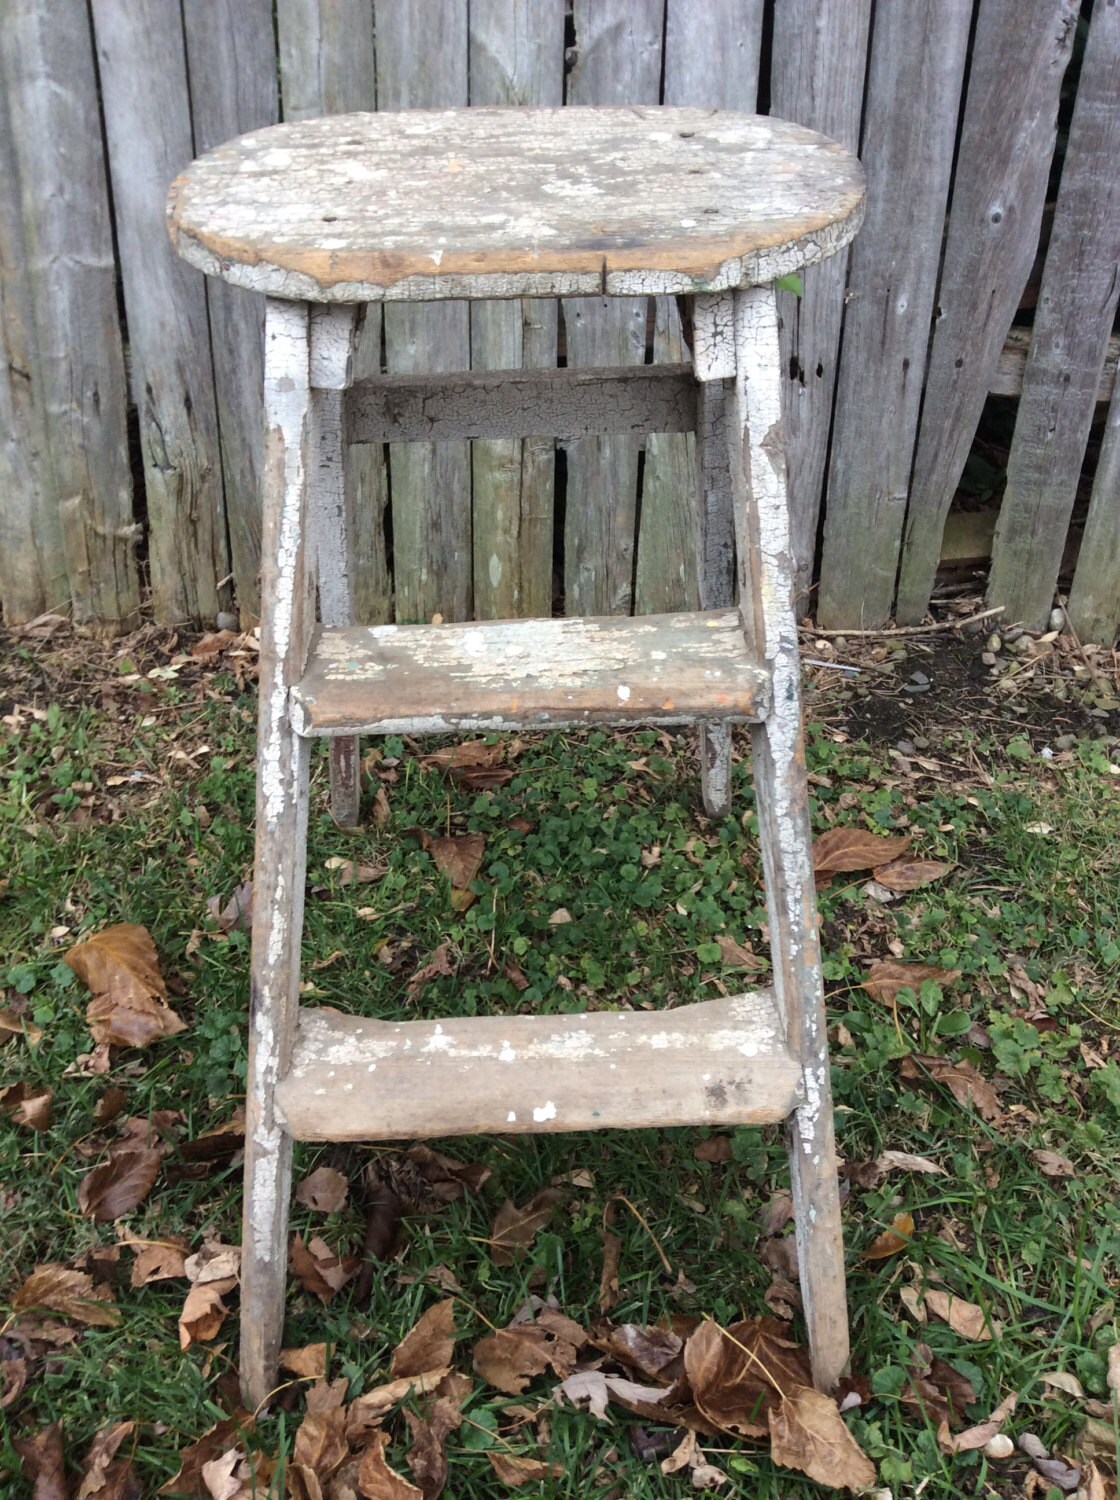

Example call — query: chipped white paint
[288,609,769,738]
[532,1101,557,1123]
[274,991,799,1140]
[692,292,737,381]
[168,106,864,304]
[309,304,360,388]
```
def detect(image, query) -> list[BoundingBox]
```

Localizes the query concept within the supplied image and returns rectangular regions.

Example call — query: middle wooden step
[289,609,768,737]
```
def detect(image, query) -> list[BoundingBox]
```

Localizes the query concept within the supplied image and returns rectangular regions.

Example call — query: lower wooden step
[288,609,768,737]
[275,991,799,1141]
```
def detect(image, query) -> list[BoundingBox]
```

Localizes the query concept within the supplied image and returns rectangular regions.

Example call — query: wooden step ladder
[167,104,866,1410]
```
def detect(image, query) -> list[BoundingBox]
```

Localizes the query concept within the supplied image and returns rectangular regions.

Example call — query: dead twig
[801,605,1004,640]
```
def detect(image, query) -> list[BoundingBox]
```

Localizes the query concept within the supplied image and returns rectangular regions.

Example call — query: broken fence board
[0,0,139,633]
[987,0,1120,629]
[468,0,564,620]
[183,0,279,627]
[771,0,872,613]
[92,0,226,627]
[1068,374,1120,646]
[895,0,1078,625]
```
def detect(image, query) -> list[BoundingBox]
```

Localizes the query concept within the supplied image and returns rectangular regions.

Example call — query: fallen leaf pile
[812,826,953,893]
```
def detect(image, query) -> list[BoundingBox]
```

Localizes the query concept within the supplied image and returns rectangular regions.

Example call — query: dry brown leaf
[557,1368,679,1424]
[357,1433,423,1499]
[323,857,387,887]
[420,740,504,773]
[159,1416,257,1497]
[489,1189,563,1266]
[861,960,961,1009]
[769,1383,877,1491]
[272,1344,326,1384]
[2,1355,28,1410]
[178,1108,246,1163]
[1,1007,44,1046]
[79,1148,161,1221]
[872,859,955,892]
[185,1241,241,1287]
[875,1150,948,1177]
[899,1054,1005,1123]
[345,1370,453,1443]
[290,1233,358,1303]
[713,935,767,972]
[76,1420,136,1500]
[427,834,485,890]
[693,1135,733,1164]
[296,1165,349,1214]
[863,1211,915,1262]
[15,1421,67,1500]
[599,1227,622,1312]
[12,1264,121,1327]
[1032,1149,1075,1178]
[812,827,911,876]
[207,881,254,935]
[65,924,186,1048]
[406,942,456,996]
[486,1453,562,1487]
[473,1327,559,1395]
[0,1081,53,1130]
[293,1405,348,1478]
[126,1236,188,1287]
[404,1143,490,1198]
[937,1389,1017,1454]
[93,1085,128,1126]
[685,1319,791,1438]
[402,1383,466,1500]
[178,1279,236,1349]
[924,1287,997,1341]
[392,1300,457,1380]
[591,1323,681,1381]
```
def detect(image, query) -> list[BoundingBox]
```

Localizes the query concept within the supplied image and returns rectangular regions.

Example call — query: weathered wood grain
[987,0,1120,629]
[169,108,865,304]
[345,365,697,443]
[276,991,800,1140]
[992,326,1118,401]
[563,0,662,619]
[290,609,769,736]
[469,0,563,620]
[771,0,872,611]
[241,299,314,1410]
[664,0,764,111]
[182,0,279,626]
[1,0,139,634]
[733,285,849,1392]
[93,0,227,626]
[636,303,700,614]
[895,0,1078,625]
[0,73,52,623]
[373,0,471,623]
[1068,377,1120,645]
[277,0,389,630]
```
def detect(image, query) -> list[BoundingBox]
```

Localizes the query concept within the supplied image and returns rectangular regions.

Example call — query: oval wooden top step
[168,106,864,303]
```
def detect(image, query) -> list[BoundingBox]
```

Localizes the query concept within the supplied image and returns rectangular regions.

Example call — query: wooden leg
[695,372,736,817]
[732,286,849,1391]
[241,300,315,1411]
[311,307,362,829]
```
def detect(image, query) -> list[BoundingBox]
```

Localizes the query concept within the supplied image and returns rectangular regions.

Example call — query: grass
[1,644,1119,1495]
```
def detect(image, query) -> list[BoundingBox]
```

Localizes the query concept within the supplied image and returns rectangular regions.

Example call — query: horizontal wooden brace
[345,363,698,443]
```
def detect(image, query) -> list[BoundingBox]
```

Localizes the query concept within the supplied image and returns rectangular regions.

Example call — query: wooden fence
[1,0,1118,643]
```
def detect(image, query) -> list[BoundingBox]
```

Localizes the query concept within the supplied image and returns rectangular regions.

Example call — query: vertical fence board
[468,0,564,620]
[1068,379,1120,645]
[278,0,390,626]
[374,1,471,624]
[640,0,765,616]
[1,0,139,634]
[988,0,1120,630]
[817,2,970,628]
[92,0,227,626]
[771,0,872,612]
[563,0,663,617]
[895,0,1078,625]
[0,75,51,623]
[183,0,279,626]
